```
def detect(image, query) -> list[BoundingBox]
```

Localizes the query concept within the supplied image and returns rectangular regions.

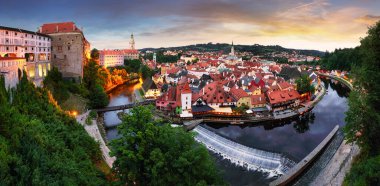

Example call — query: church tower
[230,41,235,56]
[129,33,135,50]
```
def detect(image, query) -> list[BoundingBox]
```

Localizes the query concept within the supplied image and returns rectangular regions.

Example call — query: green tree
[91,48,100,61]
[89,84,109,108]
[343,21,380,185]
[0,75,107,185]
[295,74,315,95]
[110,106,223,185]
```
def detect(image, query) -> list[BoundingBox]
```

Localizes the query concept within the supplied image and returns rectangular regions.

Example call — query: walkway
[76,111,115,168]
[193,126,296,177]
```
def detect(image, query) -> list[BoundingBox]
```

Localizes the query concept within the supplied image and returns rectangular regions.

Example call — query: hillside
[140,43,325,57]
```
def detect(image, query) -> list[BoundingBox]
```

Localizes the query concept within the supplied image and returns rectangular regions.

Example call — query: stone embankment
[305,72,359,186]
[270,125,339,186]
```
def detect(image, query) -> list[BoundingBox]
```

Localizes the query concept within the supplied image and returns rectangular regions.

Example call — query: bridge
[193,125,296,177]
[94,99,156,113]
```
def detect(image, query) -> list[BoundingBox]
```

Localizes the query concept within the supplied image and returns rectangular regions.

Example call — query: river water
[104,78,350,186]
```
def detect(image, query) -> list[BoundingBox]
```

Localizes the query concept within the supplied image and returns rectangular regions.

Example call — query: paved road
[76,112,115,168]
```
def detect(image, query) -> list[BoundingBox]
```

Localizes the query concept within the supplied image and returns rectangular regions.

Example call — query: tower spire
[129,33,135,50]
[231,40,235,55]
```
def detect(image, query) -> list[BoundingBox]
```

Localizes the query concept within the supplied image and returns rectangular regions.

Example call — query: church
[99,34,139,67]
[222,41,242,65]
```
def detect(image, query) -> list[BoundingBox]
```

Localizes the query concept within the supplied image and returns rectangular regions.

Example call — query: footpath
[76,111,116,168]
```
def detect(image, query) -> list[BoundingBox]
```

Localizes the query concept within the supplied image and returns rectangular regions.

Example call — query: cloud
[355,14,380,25]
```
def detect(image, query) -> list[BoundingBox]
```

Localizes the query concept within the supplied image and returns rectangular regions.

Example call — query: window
[39,36,41,39]
[54,54,56,59]
[32,35,34,38]
[64,55,67,59]
[68,46,70,50]
[15,32,17,36]
[25,33,27,37]
[25,41,27,44]
[25,47,27,50]
[59,38,61,41]
[6,47,9,51]
[5,39,9,43]
[32,47,34,51]
[15,47,18,50]
[5,31,8,35]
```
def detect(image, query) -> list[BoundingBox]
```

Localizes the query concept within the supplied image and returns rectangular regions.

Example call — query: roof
[278,81,293,90]
[230,87,249,100]
[191,105,214,112]
[199,81,236,104]
[0,26,50,37]
[266,89,300,105]
[182,83,192,94]
[0,57,26,60]
[40,22,82,34]
[251,94,266,105]
[100,49,139,55]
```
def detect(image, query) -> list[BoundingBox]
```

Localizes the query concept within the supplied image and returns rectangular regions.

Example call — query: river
[104,78,351,186]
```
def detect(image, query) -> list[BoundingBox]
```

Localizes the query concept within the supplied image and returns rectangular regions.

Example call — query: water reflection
[104,79,350,186]
[204,79,350,186]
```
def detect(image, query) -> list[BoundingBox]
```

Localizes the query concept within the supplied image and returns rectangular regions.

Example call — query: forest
[0,75,108,185]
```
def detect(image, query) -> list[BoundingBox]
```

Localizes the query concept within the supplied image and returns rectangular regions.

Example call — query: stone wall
[49,32,89,81]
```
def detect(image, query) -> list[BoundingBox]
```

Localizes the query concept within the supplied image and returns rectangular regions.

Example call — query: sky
[1,0,379,51]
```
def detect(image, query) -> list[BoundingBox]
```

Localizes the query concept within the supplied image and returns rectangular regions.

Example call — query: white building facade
[0,26,51,87]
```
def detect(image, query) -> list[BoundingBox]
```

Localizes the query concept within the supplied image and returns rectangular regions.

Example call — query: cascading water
[193,126,296,177]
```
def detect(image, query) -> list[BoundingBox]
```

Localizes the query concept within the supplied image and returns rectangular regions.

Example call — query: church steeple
[230,41,235,55]
[129,33,135,50]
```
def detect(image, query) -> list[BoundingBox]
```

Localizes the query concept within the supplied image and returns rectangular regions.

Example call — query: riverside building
[99,34,139,67]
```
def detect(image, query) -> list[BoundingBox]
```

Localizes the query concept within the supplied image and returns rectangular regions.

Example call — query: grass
[60,93,88,114]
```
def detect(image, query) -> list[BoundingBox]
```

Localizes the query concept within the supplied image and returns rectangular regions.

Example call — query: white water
[193,126,296,177]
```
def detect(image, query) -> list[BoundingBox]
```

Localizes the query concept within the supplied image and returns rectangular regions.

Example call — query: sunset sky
[1,0,379,51]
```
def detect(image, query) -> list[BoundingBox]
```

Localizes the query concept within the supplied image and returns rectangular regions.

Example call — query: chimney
[73,23,75,31]
[202,88,205,95]
[56,25,59,32]
[39,26,42,33]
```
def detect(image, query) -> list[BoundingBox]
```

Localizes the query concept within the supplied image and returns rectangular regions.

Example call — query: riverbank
[310,141,359,186]
[305,72,359,186]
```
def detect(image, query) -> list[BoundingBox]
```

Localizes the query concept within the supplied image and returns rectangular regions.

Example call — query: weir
[193,126,296,177]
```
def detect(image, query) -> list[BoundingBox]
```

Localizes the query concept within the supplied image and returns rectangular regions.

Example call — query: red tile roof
[40,22,82,34]
[100,49,138,55]
[230,87,249,100]
[251,94,266,105]
[182,83,192,94]
[199,81,236,104]
[266,89,300,105]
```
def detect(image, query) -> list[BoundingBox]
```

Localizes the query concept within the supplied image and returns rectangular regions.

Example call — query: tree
[295,74,315,95]
[91,48,100,61]
[110,106,223,185]
[89,84,109,108]
[343,21,380,185]
[0,74,107,185]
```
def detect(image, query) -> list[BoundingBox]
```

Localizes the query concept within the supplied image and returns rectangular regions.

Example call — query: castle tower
[129,33,135,50]
[153,53,157,63]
